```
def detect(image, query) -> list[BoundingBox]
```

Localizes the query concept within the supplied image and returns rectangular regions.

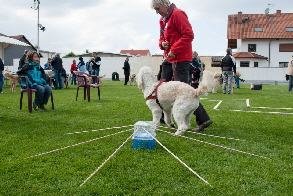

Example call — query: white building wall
[238,39,293,67]
[7,55,288,82]
[11,56,163,79]
[0,44,4,60]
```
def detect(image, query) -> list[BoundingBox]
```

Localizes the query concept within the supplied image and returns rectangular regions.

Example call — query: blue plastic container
[133,121,156,140]
[132,139,156,149]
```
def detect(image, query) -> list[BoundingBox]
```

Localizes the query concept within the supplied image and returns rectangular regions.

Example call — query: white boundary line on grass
[80,133,134,187]
[66,125,134,135]
[246,99,293,110]
[211,99,293,115]
[26,129,133,159]
[147,128,212,186]
[159,126,244,141]
[157,129,270,160]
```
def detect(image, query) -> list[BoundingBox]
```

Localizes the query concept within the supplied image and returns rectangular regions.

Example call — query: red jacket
[159,9,194,63]
[70,63,78,72]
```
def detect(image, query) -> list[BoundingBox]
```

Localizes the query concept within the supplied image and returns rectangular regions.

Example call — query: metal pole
[37,2,39,53]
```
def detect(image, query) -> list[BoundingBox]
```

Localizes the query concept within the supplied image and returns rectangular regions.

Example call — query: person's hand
[162,41,170,49]
[167,51,175,58]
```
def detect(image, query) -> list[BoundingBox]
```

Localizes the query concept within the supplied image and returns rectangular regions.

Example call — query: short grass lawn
[0,81,292,195]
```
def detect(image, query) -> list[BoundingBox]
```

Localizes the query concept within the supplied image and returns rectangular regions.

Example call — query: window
[254,62,258,67]
[248,44,256,52]
[254,27,263,32]
[279,44,293,52]
[240,61,250,67]
[286,27,293,32]
[279,62,288,68]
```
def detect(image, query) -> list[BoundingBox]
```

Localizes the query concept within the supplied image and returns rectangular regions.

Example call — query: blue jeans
[33,84,52,105]
[71,72,76,85]
[0,72,3,92]
[222,71,234,94]
[54,69,63,89]
[92,69,100,83]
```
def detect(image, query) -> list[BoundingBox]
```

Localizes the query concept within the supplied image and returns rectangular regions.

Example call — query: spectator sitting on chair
[44,58,52,70]
[17,50,52,111]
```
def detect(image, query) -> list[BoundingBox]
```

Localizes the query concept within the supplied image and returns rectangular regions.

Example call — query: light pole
[32,0,45,53]
[37,0,40,53]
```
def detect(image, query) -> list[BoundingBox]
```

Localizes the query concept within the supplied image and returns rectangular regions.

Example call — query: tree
[63,51,78,58]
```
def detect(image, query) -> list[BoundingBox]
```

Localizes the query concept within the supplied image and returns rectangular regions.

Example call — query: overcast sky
[1,0,293,56]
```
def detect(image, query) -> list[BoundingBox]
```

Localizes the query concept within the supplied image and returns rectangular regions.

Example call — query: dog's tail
[98,74,106,78]
[194,70,214,96]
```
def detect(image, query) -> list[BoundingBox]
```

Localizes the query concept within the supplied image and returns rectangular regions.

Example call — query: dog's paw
[169,124,175,128]
[174,130,186,136]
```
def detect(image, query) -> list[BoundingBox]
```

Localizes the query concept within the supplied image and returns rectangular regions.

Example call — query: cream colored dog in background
[86,74,106,85]
[137,66,212,136]
[4,72,20,92]
[128,74,136,86]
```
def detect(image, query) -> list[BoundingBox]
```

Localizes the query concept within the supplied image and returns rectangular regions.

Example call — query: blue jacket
[78,60,86,72]
[17,62,48,88]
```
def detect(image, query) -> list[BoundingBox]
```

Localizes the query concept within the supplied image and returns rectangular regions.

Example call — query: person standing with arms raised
[150,0,213,132]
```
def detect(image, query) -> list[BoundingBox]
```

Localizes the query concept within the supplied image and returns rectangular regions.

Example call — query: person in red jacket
[151,0,213,132]
[70,59,78,85]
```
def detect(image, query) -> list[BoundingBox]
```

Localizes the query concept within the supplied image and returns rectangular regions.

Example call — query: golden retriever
[4,72,20,92]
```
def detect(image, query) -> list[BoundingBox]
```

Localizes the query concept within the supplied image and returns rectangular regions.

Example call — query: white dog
[137,66,210,136]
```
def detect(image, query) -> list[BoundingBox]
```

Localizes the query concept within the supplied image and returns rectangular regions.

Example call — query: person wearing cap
[221,48,236,94]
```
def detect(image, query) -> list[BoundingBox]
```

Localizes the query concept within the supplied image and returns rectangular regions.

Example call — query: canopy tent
[0,35,30,60]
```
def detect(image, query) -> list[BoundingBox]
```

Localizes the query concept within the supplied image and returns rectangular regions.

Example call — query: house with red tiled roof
[120,49,151,57]
[0,33,39,66]
[228,10,293,68]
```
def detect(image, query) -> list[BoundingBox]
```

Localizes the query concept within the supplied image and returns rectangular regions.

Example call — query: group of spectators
[69,52,101,85]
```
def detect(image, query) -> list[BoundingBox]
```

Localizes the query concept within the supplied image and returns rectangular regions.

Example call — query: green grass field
[0,81,292,195]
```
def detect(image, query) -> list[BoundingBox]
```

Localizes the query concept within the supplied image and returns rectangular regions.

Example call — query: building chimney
[237,12,243,24]
[276,10,281,14]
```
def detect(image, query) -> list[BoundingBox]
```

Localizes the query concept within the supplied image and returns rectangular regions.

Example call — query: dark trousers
[124,71,130,85]
[289,75,293,91]
[172,61,211,125]
[161,60,173,82]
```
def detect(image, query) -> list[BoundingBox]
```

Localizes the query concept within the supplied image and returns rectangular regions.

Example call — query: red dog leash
[146,79,166,109]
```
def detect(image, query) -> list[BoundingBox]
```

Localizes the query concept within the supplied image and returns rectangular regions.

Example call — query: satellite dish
[265,8,269,14]
[32,0,39,10]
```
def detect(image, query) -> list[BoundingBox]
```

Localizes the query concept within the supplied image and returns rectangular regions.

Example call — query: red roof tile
[120,49,150,56]
[233,52,268,59]
[228,11,293,39]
